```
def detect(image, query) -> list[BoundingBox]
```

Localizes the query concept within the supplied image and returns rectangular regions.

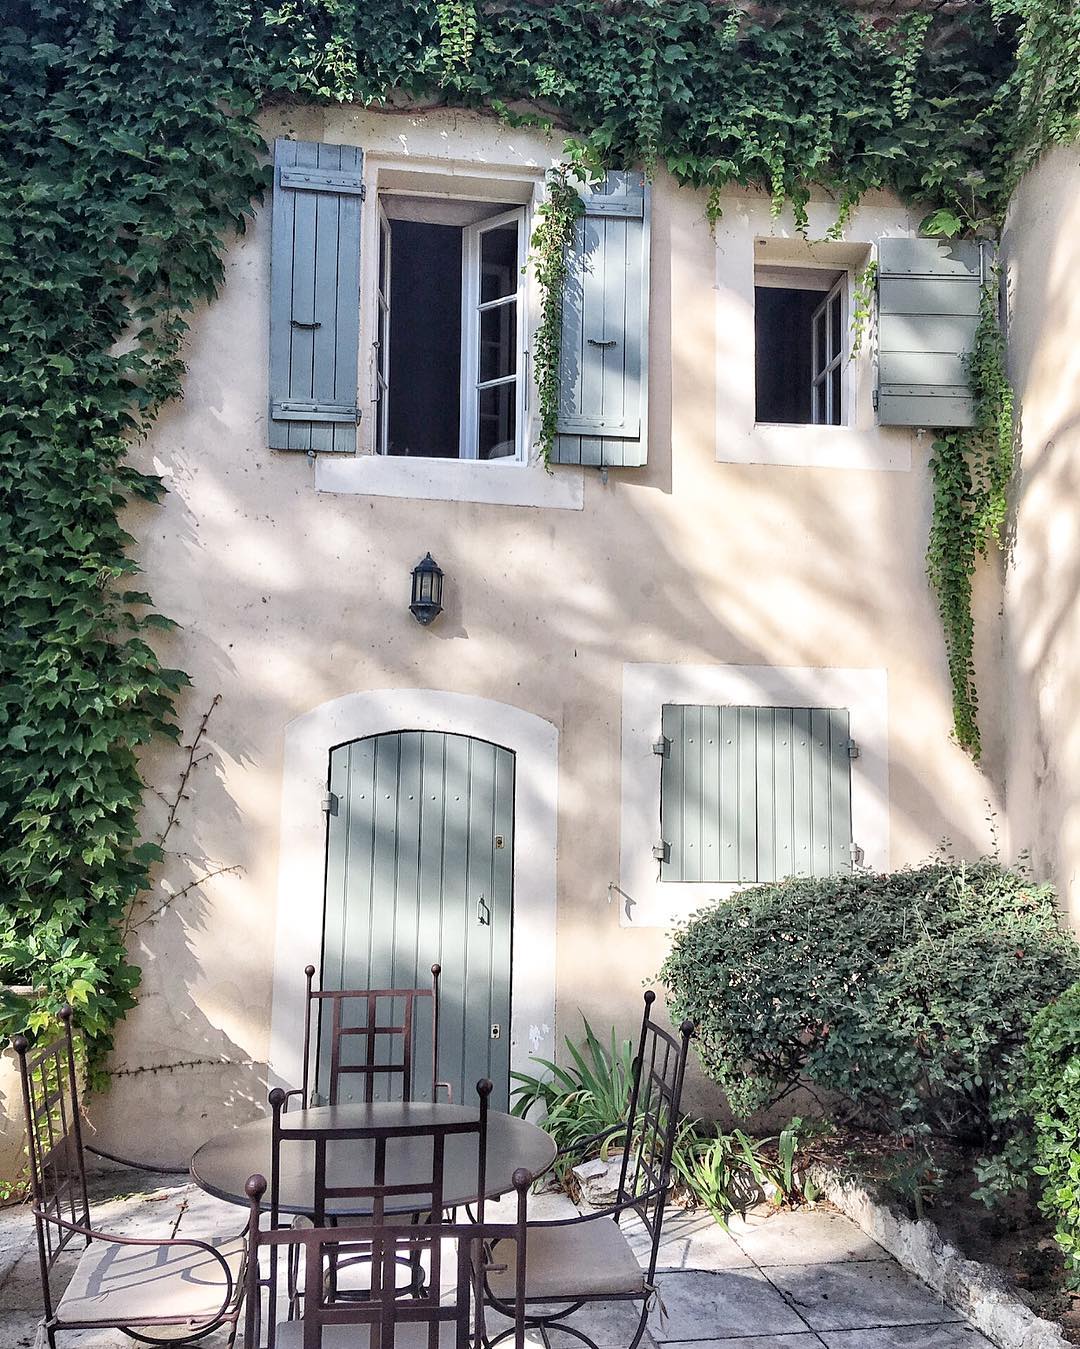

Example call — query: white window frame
[810,274,846,426]
[460,207,528,462]
[372,201,392,455]
[753,263,852,430]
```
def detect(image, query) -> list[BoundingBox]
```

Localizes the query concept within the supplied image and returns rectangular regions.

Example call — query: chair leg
[485,1298,650,1349]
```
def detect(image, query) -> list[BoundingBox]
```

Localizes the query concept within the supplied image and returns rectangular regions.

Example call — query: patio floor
[0,1169,993,1348]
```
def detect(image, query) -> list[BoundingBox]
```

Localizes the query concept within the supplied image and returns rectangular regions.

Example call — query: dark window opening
[754,287,822,425]
[387,220,462,458]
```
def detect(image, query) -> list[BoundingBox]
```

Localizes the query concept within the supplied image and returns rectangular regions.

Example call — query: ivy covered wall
[1,0,1078,1063]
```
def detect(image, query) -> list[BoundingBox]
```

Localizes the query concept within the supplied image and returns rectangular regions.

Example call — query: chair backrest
[242,1168,530,1349]
[300,963,446,1105]
[614,991,694,1283]
[268,1078,491,1231]
[11,1007,92,1271]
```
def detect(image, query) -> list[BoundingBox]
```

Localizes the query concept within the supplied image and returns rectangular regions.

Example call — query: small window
[375,196,526,460]
[754,267,847,426]
[657,704,853,883]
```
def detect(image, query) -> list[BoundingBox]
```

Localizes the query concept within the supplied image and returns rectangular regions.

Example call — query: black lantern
[409,553,444,626]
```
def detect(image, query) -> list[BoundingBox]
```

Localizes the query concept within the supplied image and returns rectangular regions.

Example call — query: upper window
[754,266,847,426]
[373,196,527,461]
[657,703,854,884]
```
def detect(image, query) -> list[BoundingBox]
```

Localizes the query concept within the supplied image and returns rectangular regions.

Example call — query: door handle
[476,896,490,926]
[291,319,322,330]
[587,338,616,349]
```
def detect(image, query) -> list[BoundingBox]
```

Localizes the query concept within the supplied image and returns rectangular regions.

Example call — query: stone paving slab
[650,1269,810,1341]
[726,1208,889,1267]
[660,1339,824,1348]
[767,1260,965,1333]
[820,1326,995,1348]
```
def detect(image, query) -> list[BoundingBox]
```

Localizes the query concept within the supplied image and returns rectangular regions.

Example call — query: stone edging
[810,1165,1071,1349]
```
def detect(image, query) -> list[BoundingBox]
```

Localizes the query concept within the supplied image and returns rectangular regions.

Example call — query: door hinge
[652,735,670,757]
[850,842,865,866]
[872,388,880,412]
[846,739,860,759]
[321,791,338,816]
[653,841,670,862]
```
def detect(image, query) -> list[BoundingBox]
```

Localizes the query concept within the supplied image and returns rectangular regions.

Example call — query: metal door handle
[587,338,616,348]
[476,896,489,926]
[291,320,322,330]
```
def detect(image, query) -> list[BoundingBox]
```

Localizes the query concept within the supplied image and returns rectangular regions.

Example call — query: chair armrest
[38,1208,246,1325]
[279,1087,307,1112]
[553,1121,627,1161]
[516,1188,663,1231]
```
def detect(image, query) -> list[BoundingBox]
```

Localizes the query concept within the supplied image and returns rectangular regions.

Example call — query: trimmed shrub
[660,860,1080,1152]
[1028,982,1080,1281]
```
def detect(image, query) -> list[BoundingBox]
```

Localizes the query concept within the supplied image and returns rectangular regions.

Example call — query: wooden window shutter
[552,171,650,468]
[876,238,986,428]
[268,139,364,453]
[659,705,853,883]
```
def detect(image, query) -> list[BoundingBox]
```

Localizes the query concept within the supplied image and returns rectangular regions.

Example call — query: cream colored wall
[85,105,1001,1160]
[1002,146,1080,924]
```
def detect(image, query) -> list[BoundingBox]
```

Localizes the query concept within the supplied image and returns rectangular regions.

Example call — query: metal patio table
[190,1101,556,1216]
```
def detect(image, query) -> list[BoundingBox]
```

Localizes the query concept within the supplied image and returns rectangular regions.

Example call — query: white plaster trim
[619,663,889,928]
[315,454,584,510]
[713,199,915,471]
[270,690,559,1091]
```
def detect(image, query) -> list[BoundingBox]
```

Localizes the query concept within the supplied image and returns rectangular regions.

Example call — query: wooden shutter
[552,171,650,468]
[877,238,985,428]
[269,139,364,453]
[659,705,853,883]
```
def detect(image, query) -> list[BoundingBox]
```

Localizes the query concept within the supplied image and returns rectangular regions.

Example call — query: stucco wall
[1001,145,1080,924]
[84,105,1001,1161]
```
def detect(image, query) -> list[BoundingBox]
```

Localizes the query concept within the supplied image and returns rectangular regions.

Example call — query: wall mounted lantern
[409,553,444,626]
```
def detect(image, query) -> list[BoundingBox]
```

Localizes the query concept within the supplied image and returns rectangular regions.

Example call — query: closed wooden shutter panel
[877,238,985,429]
[552,171,650,468]
[269,139,364,453]
[660,705,853,883]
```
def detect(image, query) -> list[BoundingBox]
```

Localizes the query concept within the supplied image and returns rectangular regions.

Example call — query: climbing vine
[848,260,878,361]
[1,0,1078,1063]
[926,276,1014,758]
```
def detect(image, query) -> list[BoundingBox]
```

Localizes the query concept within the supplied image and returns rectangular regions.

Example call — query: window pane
[480,224,518,303]
[830,364,842,424]
[812,308,827,377]
[829,290,843,361]
[478,383,516,459]
[479,303,517,384]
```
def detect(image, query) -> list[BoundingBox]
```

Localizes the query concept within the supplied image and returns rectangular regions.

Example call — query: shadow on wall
[88,166,1003,1151]
[1000,147,1080,922]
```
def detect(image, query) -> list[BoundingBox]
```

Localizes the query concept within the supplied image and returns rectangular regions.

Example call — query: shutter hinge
[850,842,865,866]
[846,739,860,759]
[652,735,670,757]
[872,389,879,412]
[652,841,670,862]
[321,792,338,816]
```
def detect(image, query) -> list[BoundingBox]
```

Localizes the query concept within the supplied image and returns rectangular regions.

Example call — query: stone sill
[811,1164,1072,1349]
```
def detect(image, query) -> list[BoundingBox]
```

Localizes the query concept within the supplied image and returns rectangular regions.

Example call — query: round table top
[190,1102,556,1216]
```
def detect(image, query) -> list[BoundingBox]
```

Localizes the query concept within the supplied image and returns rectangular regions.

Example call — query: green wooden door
[321,731,515,1108]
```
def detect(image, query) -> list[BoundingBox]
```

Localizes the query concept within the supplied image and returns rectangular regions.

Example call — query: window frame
[752,262,851,430]
[810,273,846,426]
[372,200,392,456]
[459,207,528,462]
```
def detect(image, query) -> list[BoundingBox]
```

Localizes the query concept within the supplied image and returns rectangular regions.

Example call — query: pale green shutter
[269,139,364,453]
[659,705,853,883]
[877,238,985,428]
[552,171,650,468]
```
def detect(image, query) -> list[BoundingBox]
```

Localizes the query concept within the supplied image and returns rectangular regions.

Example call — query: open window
[374,195,526,461]
[754,266,847,426]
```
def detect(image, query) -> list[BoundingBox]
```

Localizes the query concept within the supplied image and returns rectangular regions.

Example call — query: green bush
[660,861,1079,1160]
[1028,982,1080,1281]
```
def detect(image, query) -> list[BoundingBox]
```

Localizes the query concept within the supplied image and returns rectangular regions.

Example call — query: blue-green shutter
[269,139,364,453]
[552,171,650,468]
[877,238,985,428]
[660,705,853,883]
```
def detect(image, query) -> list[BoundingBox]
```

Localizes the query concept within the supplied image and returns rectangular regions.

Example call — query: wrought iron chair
[484,992,694,1349]
[294,963,451,1107]
[267,1078,494,1317]
[241,1166,530,1349]
[11,1006,248,1348]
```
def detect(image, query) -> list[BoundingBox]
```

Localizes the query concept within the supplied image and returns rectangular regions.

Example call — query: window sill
[315,453,584,510]
[717,421,912,471]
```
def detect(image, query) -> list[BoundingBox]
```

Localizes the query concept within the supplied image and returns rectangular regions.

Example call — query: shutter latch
[321,792,338,816]
[652,736,670,757]
[652,841,670,862]
[846,739,860,759]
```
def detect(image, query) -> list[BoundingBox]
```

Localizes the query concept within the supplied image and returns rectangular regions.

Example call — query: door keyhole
[476,895,490,926]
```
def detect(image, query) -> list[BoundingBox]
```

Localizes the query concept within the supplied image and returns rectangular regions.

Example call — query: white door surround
[269,689,559,1093]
